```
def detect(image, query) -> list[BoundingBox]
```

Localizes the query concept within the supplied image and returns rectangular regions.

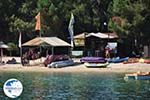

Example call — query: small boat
[124,72,150,80]
[138,58,150,64]
[48,60,74,68]
[80,57,106,63]
[123,58,139,64]
[108,57,129,63]
[84,62,109,68]
[44,55,69,66]
[144,59,150,64]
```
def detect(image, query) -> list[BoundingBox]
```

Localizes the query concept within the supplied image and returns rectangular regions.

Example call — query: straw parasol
[0,41,9,63]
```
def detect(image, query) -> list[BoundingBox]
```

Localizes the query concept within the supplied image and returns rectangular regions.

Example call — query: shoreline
[1,57,150,73]
[1,63,150,74]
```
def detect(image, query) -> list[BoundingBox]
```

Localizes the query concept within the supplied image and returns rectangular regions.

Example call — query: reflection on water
[0,72,150,100]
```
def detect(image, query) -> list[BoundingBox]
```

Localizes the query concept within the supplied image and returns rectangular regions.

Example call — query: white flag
[68,13,75,47]
[18,32,21,48]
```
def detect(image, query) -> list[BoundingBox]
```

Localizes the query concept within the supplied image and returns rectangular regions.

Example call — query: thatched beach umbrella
[0,41,9,63]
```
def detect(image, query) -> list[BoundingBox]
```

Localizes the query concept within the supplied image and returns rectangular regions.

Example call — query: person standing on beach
[105,44,110,58]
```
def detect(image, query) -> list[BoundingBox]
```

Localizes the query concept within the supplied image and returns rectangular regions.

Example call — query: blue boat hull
[135,76,150,80]
[108,57,129,63]
[124,74,150,80]
[48,60,74,68]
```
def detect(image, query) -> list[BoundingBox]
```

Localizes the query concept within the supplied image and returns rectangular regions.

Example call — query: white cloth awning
[74,32,118,39]
[22,37,71,47]
[86,32,116,39]
[0,41,9,48]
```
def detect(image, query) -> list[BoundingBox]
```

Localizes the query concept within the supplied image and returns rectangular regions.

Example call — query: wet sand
[1,57,150,73]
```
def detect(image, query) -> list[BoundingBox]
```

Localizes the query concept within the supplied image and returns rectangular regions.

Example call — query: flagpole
[68,13,75,58]
[20,45,22,66]
[39,14,42,64]
[39,30,42,64]
[19,32,22,65]
[35,12,42,63]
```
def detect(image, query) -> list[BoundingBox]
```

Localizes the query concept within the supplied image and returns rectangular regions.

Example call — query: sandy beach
[1,57,150,73]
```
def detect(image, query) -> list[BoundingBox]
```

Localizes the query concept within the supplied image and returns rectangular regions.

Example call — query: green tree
[7,42,18,56]
[108,0,150,47]
[9,0,38,40]
[36,0,111,39]
[0,0,38,43]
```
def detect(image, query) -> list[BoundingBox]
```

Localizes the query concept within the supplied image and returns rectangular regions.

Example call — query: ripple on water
[0,72,150,99]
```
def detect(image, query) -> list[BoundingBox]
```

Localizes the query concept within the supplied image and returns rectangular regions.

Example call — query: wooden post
[52,47,54,55]
[0,48,2,63]
[84,33,86,56]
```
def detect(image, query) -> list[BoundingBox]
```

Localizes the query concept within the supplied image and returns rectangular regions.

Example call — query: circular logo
[3,79,23,98]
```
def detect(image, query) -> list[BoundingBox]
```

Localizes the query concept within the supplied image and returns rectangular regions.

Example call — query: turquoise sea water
[0,72,150,100]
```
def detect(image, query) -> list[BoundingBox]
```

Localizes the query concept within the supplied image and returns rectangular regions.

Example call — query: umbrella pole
[0,48,2,63]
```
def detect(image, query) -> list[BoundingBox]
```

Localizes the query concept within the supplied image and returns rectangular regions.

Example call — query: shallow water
[0,72,150,100]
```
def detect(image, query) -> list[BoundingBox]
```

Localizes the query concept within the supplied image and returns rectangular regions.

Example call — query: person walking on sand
[105,44,110,58]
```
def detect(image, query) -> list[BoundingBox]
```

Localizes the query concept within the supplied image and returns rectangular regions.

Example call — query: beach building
[73,32,118,57]
[22,37,71,55]
[22,37,71,66]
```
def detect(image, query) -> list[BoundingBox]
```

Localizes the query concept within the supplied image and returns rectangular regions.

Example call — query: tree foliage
[7,42,18,56]
[0,0,149,49]
[0,0,37,42]
[36,0,111,39]
[108,0,150,45]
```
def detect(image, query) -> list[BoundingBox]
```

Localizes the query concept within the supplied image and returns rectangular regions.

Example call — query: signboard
[108,42,117,50]
[74,39,85,46]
